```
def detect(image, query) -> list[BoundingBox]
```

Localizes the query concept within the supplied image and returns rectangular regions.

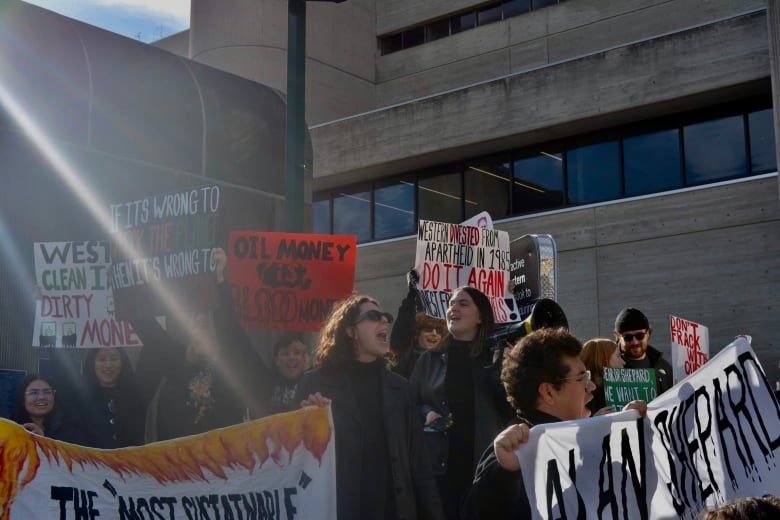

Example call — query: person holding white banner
[410,286,513,520]
[297,294,444,520]
[463,328,646,519]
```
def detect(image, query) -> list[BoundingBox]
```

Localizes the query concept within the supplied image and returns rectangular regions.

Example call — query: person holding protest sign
[462,327,647,519]
[410,286,512,520]
[11,374,85,444]
[132,247,272,441]
[265,334,309,415]
[390,269,448,378]
[296,294,444,520]
[581,337,625,416]
[614,307,673,394]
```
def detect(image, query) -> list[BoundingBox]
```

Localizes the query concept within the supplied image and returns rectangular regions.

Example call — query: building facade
[162,0,780,380]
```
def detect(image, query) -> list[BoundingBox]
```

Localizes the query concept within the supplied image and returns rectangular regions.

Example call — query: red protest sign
[227,231,356,331]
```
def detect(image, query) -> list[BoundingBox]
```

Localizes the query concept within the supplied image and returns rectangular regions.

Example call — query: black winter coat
[409,345,512,476]
[296,364,444,520]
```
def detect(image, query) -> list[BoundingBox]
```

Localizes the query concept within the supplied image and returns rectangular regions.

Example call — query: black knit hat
[614,308,650,332]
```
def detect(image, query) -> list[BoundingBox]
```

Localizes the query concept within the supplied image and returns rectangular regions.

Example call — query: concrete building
[156,0,780,381]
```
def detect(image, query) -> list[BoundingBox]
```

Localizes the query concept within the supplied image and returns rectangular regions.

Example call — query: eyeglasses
[621,331,647,342]
[556,370,591,388]
[25,388,55,398]
[354,310,394,325]
[420,326,445,335]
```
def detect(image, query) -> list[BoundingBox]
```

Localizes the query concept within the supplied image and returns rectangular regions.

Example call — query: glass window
[477,4,502,26]
[375,176,416,240]
[684,115,746,184]
[381,33,403,55]
[532,0,558,8]
[623,129,682,196]
[512,150,564,214]
[418,166,462,223]
[403,27,425,49]
[566,139,620,204]
[333,187,371,242]
[312,194,330,234]
[465,155,510,220]
[502,0,531,18]
[426,19,450,42]
[451,11,476,34]
[748,109,777,173]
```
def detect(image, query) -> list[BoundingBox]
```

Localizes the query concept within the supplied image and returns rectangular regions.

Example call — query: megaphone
[488,298,568,350]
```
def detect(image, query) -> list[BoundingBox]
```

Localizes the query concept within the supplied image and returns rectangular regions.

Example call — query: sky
[22,0,190,43]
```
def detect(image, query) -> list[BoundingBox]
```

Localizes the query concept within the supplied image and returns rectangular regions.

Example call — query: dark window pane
[566,140,620,204]
[426,19,450,42]
[333,187,371,242]
[419,167,462,223]
[623,129,682,196]
[512,150,564,213]
[381,33,403,55]
[312,194,330,234]
[532,0,558,8]
[451,12,476,34]
[749,109,777,173]
[502,0,531,18]
[403,26,425,48]
[375,176,415,240]
[465,155,510,219]
[477,4,502,26]
[684,115,746,184]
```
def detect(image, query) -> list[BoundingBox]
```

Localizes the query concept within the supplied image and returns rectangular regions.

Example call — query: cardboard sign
[515,337,780,519]
[669,314,709,382]
[32,241,141,348]
[109,186,221,321]
[414,219,517,323]
[227,231,356,331]
[604,367,658,407]
[0,406,336,520]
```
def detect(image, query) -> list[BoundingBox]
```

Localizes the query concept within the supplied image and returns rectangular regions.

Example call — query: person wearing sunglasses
[462,328,646,519]
[10,374,85,444]
[297,294,444,520]
[410,286,513,520]
[614,307,673,395]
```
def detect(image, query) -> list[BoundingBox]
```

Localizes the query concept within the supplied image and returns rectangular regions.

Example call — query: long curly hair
[313,294,382,371]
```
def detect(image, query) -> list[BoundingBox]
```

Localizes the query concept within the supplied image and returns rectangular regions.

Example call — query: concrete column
[766,0,780,204]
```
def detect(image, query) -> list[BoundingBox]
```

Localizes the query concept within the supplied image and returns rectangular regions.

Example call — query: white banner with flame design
[0,406,335,520]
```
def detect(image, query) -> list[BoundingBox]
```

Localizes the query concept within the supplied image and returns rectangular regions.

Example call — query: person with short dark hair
[614,307,673,394]
[296,294,444,520]
[463,328,647,519]
[266,335,308,415]
[701,495,780,520]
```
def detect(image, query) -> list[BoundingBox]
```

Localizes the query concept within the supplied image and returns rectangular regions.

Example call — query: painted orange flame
[0,406,331,520]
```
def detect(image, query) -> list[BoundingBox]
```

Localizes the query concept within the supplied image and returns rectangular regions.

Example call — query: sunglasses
[556,370,591,388]
[621,331,647,342]
[420,326,445,335]
[354,310,394,325]
[25,388,55,398]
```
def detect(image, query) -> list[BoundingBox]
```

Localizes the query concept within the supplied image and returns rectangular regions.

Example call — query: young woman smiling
[409,286,513,520]
[297,294,444,520]
[11,374,84,444]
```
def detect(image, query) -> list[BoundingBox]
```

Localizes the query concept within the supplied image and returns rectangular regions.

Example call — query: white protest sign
[669,314,709,382]
[32,241,141,348]
[414,219,517,323]
[515,337,780,519]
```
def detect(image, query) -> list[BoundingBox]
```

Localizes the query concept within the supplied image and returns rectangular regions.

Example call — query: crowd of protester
[7,255,775,519]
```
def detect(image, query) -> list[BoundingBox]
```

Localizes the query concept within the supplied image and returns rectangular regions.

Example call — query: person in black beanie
[613,307,673,394]
[296,294,444,520]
